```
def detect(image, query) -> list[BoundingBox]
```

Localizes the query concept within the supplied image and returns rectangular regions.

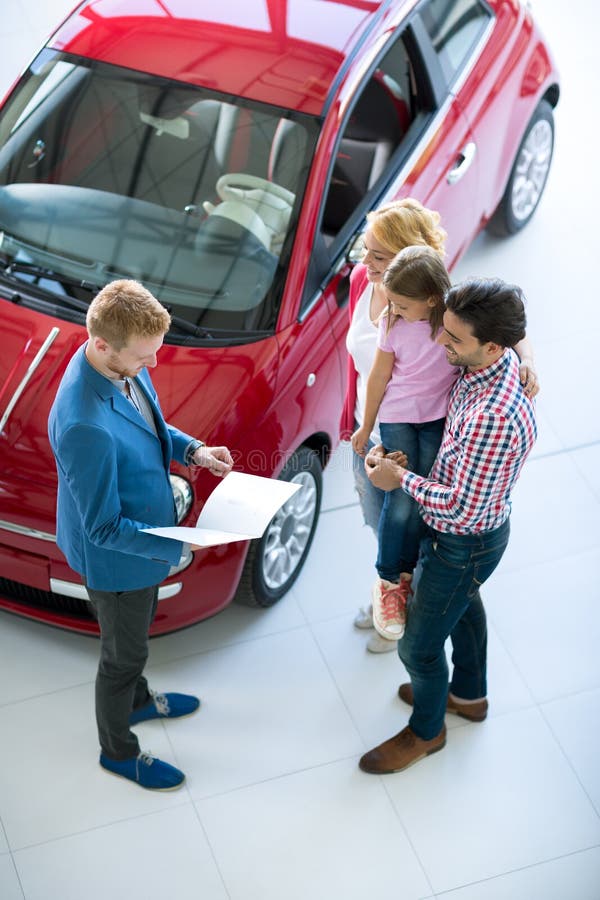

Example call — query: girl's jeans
[398,518,511,739]
[376,419,445,581]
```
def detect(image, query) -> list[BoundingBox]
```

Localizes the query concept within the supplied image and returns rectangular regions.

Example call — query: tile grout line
[0,679,95,712]
[569,449,600,504]
[537,702,600,821]
[145,619,309,673]
[492,540,600,579]
[0,610,308,713]
[0,813,26,900]
[431,843,600,897]
[187,798,232,900]
[7,800,191,856]
[186,752,366,804]
[304,617,437,898]
[483,610,600,840]
[320,436,600,518]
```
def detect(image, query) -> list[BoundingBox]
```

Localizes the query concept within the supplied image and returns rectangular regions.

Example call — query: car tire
[487,100,554,237]
[234,446,323,608]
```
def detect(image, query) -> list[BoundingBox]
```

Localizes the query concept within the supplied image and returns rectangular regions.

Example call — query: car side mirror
[346,232,365,266]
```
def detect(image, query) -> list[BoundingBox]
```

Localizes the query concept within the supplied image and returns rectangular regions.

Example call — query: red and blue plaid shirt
[401,349,537,534]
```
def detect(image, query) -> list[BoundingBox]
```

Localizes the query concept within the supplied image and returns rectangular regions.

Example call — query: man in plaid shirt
[359,277,537,775]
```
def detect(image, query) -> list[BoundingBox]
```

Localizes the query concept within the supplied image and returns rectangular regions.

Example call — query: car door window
[419,0,492,84]
[320,27,432,243]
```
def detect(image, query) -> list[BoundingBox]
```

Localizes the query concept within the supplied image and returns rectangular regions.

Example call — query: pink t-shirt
[377,314,458,424]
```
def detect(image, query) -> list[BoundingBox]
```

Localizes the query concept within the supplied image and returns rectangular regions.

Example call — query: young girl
[351,245,457,641]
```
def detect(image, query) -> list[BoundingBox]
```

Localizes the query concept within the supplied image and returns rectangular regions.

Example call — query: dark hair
[382,245,450,338]
[444,278,527,347]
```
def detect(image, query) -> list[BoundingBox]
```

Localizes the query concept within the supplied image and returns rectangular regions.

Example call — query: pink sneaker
[372,577,412,640]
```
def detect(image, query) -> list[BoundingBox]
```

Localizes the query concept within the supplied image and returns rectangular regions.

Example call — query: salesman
[48,279,233,791]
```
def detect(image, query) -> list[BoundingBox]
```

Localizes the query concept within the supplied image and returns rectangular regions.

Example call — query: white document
[142,470,301,547]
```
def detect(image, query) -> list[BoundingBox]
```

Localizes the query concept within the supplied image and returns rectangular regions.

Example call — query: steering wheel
[211,174,295,252]
[216,173,295,208]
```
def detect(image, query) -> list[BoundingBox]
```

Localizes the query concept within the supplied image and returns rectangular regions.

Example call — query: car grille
[0,577,94,619]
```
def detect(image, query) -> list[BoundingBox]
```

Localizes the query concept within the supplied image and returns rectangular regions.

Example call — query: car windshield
[0,50,318,344]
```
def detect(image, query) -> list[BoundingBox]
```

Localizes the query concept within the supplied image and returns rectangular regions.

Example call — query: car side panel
[452,1,559,223]
[398,101,480,269]
[271,292,345,468]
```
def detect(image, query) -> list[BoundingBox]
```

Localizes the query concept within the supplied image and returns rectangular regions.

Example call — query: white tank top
[345,282,381,444]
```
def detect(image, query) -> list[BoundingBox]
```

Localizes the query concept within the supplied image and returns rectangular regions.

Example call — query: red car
[0,0,559,635]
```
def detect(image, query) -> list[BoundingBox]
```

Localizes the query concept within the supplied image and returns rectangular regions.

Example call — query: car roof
[49,0,406,117]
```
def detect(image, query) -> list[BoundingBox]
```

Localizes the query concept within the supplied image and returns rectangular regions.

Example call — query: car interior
[0,59,320,330]
[321,73,410,235]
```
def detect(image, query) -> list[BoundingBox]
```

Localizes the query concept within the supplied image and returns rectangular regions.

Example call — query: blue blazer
[48,344,193,591]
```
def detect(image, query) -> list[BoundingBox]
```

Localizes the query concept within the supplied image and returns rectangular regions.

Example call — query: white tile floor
[1,1,599,898]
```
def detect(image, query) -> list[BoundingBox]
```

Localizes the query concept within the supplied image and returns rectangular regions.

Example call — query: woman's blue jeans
[398,518,511,740]
[376,419,445,581]
[352,431,384,537]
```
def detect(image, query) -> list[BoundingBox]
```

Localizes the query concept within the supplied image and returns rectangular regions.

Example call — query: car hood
[0,296,279,531]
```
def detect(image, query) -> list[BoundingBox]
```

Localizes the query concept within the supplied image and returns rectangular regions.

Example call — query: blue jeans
[376,419,445,581]
[352,431,384,536]
[398,518,511,740]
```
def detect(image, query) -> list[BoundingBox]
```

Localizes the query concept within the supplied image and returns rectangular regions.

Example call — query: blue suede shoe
[129,690,200,725]
[100,751,185,790]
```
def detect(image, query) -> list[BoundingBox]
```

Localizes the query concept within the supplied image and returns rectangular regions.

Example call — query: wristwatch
[184,439,205,466]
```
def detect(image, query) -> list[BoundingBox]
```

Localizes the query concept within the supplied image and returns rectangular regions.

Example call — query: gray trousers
[86,584,158,760]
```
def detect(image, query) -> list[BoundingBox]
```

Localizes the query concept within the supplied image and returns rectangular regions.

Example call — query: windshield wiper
[167,312,216,340]
[1,261,97,311]
[3,260,99,293]
[167,312,270,343]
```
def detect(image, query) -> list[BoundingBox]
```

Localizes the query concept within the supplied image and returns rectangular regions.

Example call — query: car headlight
[170,474,193,523]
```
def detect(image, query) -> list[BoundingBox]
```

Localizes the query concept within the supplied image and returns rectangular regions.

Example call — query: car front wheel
[234,446,322,607]
[487,99,555,236]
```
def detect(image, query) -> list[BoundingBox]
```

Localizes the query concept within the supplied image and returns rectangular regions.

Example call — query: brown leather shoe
[398,682,488,722]
[359,725,446,774]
